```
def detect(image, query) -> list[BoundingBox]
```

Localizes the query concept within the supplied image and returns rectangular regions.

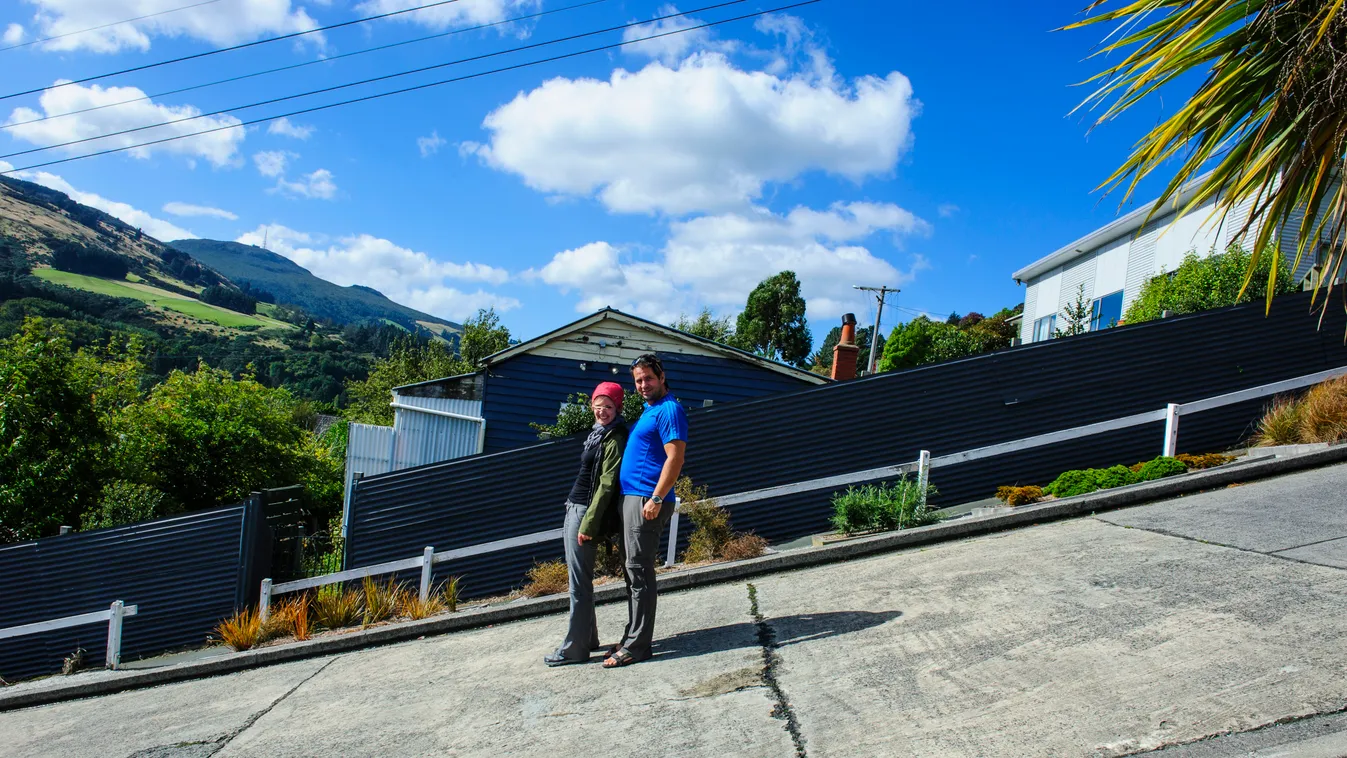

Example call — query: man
[604,353,687,668]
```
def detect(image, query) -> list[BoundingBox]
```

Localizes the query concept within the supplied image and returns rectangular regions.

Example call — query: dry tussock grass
[521,561,569,597]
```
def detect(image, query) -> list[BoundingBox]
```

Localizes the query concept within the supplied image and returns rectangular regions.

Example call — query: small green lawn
[33,269,292,330]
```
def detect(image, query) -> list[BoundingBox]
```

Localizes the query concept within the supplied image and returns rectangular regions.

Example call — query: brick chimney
[832,313,860,381]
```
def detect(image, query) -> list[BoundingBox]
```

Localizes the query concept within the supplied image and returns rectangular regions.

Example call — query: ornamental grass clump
[521,561,569,598]
[313,584,362,630]
[1256,395,1306,446]
[995,485,1044,507]
[830,475,938,535]
[216,607,263,651]
[1299,376,1347,444]
[719,533,768,561]
[1176,453,1235,470]
[361,577,404,626]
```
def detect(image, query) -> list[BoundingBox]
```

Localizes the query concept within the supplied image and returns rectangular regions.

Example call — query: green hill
[167,239,460,340]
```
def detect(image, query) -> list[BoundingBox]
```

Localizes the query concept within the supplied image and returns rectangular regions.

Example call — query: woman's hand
[577,533,592,546]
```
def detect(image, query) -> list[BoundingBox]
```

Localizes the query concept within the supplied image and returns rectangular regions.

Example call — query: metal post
[917,450,931,507]
[664,498,680,568]
[419,546,435,601]
[1163,403,1181,457]
[259,579,272,622]
[105,600,124,670]
[854,285,898,374]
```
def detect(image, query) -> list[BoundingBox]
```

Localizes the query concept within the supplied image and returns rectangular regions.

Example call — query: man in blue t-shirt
[604,353,687,668]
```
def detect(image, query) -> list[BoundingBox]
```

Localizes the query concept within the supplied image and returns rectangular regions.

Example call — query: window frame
[1089,289,1124,332]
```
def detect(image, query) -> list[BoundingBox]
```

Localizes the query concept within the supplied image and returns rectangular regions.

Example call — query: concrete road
[4,464,1346,758]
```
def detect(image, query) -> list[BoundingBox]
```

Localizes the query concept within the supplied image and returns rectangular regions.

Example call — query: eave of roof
[480,308,830,385]
[391,371,480,392]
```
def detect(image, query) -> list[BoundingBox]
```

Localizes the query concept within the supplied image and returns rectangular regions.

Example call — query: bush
[361,577,403,626]
[1299,376,1347,444]
[720,533,768,561]
[521,561,569,598]
[1177,453,1235,469]
[830,476,938,535]
[80,480,166,530]
[995,485,1044,506]
[1123,244,1296,324]
[400,591,445,621]
[1256,395,1306,446]
[199,286,257,315]
[530,391,644,439]
[216,607,263,651]
[678,478,732,564]
[313,585,362,629]
[1044,469,1104,498]
[1134,456,1188,482]
[1095,465,1136,490]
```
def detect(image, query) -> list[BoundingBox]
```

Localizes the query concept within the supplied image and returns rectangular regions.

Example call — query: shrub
[289,597,311,641]
[400,591,446,621]
[720,533,768,561]
[1299,376,1347,444]
[217,607,263,651]
[521,561,569,598]
[678,478,732,564]
[361,577,403,626]
[261,596,311,642]
[995,485,1044,506]
[313,585,362,630]
[1256,395,1306,446]
[830,476,938,535]
[1044,469,1104,498]
[1134,456,1188,482]
[441,575,461,613]
[1176,453,1235,470]
[1095,465,1136,490]
[80,480,166,531]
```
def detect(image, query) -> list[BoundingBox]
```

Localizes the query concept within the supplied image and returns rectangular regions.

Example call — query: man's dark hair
[630,353,668,388]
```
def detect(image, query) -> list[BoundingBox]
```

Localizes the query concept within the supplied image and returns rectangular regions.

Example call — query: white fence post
[259,578,272,622]
[419,546,435,601]
[1163,403,1181,457]
[917,450,931,507]
[664,498,681,569]
[105,600,125,670]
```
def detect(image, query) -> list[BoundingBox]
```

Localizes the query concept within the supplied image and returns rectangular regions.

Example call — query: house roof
[480,308,830,385]
[1012,174,1213,284]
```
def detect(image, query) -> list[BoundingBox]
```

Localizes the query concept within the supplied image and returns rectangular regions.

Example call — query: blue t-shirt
[620,393,688,497]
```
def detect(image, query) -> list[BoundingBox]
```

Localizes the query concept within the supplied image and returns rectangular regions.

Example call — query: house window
[1033,315,1056,342]
[1090,290,1124,331]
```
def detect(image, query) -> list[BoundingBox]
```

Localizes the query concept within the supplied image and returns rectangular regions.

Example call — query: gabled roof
[480,308,830,385]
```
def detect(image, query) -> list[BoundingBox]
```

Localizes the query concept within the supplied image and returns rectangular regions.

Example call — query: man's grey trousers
[619,494,673,659]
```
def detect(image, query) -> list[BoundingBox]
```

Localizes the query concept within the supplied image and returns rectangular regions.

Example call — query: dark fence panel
[0,501,264,681]
[348,291,1347,598]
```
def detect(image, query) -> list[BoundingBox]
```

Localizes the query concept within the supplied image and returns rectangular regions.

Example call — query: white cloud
[417,130,446,158]
[937,203,959,218]
[469,51,917,215]
[18,171,196,240]
[5,82,245,167]
[353,0,539,31]
[3,23,23,45]
[0,160,13,173]
[621,5,712,65]
[19,0,320,53]
[162,201,237,220]
[534,202,930,324]
[252,150,294,177]
[236,224,517,321]
[274,168,338,200]
[267,117,314,140]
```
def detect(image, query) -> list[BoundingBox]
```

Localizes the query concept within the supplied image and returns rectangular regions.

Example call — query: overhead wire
[0,0,226,53]
[0,0,752,161]
[0,0,824,176]
[1,0,612,132]
[0,0,483,101]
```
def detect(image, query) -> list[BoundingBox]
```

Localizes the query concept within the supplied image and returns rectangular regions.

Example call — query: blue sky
[0,0,1184,343]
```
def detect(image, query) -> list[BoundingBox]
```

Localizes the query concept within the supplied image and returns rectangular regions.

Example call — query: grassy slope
[33,269,294,330]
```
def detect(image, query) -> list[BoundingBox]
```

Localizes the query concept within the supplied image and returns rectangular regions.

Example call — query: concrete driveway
[4,463,1346,758]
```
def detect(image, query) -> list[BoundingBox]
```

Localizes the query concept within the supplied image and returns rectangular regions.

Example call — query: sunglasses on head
[630,353,663,373]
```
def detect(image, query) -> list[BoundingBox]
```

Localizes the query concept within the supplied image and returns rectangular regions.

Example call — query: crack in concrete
[746,583,807,758]
[1092,518,1347,571]
[202,657,339,757]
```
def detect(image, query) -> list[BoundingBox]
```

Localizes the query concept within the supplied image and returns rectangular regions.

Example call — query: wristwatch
[651,494,664,505]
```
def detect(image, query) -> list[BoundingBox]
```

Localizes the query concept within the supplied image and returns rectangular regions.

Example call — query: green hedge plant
[830,476,938,535]
[1044,456,1187,498]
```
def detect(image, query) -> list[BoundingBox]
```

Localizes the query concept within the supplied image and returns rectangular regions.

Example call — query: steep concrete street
[4,463,1346,758]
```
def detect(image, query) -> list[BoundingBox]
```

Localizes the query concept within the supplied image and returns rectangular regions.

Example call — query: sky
[0,0,1189,344]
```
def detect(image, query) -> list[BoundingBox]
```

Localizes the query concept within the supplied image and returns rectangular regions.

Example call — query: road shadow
[648,610,903,663]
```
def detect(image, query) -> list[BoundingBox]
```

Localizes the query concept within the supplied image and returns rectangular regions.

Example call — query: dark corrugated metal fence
[0,499,268,681]
[347,291,1347,600]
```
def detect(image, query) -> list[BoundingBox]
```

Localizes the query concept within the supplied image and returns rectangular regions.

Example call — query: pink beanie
[592,381,625,408]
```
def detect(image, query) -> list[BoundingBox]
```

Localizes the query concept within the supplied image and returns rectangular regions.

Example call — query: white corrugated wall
[390,393,484,470]
[342,422,394,538]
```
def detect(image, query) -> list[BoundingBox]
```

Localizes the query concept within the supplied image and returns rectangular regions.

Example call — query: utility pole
[853,285,898,374]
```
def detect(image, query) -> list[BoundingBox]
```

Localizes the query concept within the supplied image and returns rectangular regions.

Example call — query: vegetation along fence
[0,499,270,681]
[344,290,1347,601]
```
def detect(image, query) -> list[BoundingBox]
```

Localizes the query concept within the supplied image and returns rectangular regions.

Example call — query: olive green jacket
[577,426,628,539]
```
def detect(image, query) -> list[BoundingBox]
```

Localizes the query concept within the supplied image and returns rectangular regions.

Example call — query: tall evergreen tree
[735,271,812,367]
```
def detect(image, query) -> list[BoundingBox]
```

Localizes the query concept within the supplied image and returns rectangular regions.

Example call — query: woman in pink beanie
[544,381,629,666]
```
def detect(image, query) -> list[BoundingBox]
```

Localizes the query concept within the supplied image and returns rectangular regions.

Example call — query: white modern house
[1013,181,1333,344]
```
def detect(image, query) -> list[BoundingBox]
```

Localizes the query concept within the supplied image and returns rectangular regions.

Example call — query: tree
[342,336,463,425]
[1067,0,1347,310]
[811,324,874,373]
[876,304,1023,372]
[458,307,512,368]
[735,271,812,367]
[1054,284,1092,338]
[672,308,737,346]
[530,391,645,439]
[1124,244,1298,324]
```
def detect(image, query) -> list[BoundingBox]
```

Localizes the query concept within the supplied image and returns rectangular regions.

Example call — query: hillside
[167,239,461,339]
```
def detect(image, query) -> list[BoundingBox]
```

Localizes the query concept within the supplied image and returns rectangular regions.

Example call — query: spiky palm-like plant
[1067,1,1347,312]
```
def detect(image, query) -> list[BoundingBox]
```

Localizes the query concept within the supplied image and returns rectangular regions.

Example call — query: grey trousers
[619,494,673,659]
[556,502,599,661]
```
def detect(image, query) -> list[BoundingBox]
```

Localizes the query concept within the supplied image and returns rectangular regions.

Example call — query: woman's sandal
[602,648,644,668]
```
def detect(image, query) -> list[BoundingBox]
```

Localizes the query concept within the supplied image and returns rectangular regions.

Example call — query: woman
[544,381,629,667]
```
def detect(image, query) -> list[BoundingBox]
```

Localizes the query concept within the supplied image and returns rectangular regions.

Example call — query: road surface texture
[4,463,1346,758]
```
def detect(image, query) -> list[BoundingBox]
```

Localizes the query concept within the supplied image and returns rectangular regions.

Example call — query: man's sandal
[602,648,643,668]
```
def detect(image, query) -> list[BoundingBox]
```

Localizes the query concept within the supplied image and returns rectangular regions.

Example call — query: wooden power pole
[853,285,898,374]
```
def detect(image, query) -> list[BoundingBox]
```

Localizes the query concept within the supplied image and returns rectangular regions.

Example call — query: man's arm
[643,440,686,521]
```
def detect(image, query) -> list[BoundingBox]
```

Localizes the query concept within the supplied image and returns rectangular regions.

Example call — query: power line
[0,0,226,53]
[1,0,824,176]
[1,0,611,132]
[1,0,751,161]
[0,0,480,102]
[854,285,897,374]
